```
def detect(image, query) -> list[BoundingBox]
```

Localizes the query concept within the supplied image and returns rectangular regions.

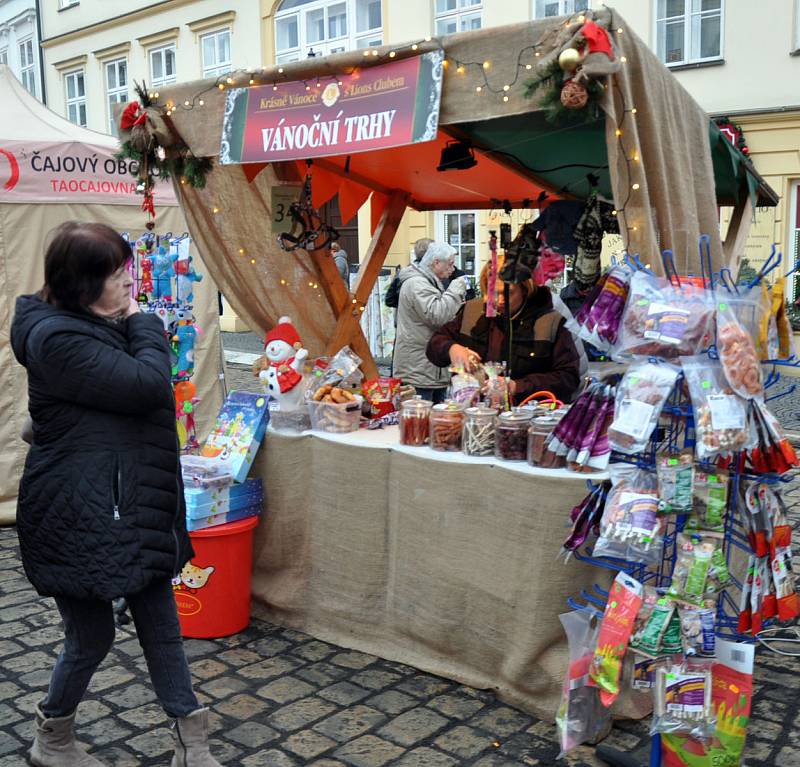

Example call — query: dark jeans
[413,387,448,404]
[42,578,199,719]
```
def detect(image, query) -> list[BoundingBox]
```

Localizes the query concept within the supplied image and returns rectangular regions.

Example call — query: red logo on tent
[0,148,20,192]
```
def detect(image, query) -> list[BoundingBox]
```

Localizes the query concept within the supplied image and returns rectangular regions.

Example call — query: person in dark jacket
[426,257,581,404]
[10,222,222,767]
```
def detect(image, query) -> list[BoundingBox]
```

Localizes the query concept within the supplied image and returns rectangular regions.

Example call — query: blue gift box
[184,478,263,520]
[186,503,261,532]
[199,391,269,483]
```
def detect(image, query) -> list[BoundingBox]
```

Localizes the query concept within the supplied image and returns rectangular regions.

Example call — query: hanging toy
[174,381,199,450]
[152,245,175,300]
[174,248,203,305]
[172,321,197,380]
[140,253,154,298]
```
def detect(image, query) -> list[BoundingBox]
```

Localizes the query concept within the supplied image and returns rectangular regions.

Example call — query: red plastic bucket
[173,516,259,638]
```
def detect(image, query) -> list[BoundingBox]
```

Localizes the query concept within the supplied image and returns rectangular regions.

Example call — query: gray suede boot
[30,704,106,766]
[170,708,222,766]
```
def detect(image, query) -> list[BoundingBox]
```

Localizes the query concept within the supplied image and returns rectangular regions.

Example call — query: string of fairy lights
[154,9,645,277]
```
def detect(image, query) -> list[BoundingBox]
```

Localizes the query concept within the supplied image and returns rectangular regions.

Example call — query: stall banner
[0,140,177,205]
[220,51,444,165]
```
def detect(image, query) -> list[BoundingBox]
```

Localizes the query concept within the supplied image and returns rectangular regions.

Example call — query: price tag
[271,185,302,235]
[707,394,745,430]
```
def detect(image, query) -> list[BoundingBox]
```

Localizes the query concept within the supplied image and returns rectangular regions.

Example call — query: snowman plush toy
[257,316,308,410]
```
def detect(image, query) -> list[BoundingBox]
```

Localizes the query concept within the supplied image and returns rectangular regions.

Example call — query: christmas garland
[714,116,750,156]
[524,67,604,124]
[115,82,212,218]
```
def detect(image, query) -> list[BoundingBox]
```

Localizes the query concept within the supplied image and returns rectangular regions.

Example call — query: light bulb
[475,85,482,92]
[212,207,220,214]
[424,36,431,42]
[503,95,509,102]
[389,51,396,58]
[250,258,256,264]
[525,64,532,69]
[226,77,233,84]
[278,67,284,73]
[198,99,204,106]
[615,128,622,136]
[238,248,245,254]
[457,65,464,73]
[273,85,278,91]
[632,183,640,190]
[249,78,255,85]
[412,44,418,50]
[621,56,627,63]
[483,61,490,69]
[363,50,370,57]
[218,83,224,90]
[371,50,379,56]
[503,85,510,91]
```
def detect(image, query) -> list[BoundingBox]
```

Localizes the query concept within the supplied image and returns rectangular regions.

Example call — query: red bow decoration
[141,189,155,219]
[120,101,148,131]
[580,20,614,59]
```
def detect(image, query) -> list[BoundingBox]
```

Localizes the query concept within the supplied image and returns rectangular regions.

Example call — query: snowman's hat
[264,316,302,350]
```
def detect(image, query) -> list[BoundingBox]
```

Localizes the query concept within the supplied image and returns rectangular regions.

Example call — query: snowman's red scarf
[269,357,302,393]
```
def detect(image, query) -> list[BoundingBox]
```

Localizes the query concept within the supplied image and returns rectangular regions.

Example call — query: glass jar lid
[498,408,534,423]
[402,396,432,413]
[465,405,497,417]
[432,401,465,412]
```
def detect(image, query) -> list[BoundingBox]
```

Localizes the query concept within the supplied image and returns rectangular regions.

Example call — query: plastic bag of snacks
[652,660,715,739]
[678,606,716,658]
[593,465,665,565]
[570,264,633,351]
[744,399,799,475]
[483,362,510,410]
[608,362,679,454]
[657,452,694,515]
[556,610,611,757]
[362,377,401,419]
[615,272,715,359]
[716,302,763,400]
[310,346,362,395]
[686,469,728,533]
[669,532,730,606]
[449,367,481,407]
[562,481,610,553]
[681,355,753,461]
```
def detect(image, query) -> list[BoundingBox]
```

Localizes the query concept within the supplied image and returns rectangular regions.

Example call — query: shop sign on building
[220,52,444,165]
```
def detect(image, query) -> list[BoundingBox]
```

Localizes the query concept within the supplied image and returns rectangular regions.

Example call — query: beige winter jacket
[393,263,466,389]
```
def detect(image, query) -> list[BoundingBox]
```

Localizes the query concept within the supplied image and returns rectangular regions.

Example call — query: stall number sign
[220,52,443,165]
[271,185,302,235]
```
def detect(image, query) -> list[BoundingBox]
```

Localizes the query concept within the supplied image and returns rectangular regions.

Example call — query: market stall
[0,65,224,525]
[151,6,783,735]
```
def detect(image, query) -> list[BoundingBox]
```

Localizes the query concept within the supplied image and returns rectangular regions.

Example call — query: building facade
[40,0,262,136]
[0,0,42,101]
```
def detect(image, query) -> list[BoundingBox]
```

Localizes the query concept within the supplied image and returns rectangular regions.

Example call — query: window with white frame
[0,49,7,66]
[274,0,382,64]
[150,44,176,88]
[435,0,482,36]
[19,38,36,96]
[438,210,478,275]
[59,0,79,8]
[65,70,87,127]
[105,58,128,135]
[795,0,800,50]
[656,0,722,66]
[201,28,231,78]
[533,0,588,18]
[788,181,800,301]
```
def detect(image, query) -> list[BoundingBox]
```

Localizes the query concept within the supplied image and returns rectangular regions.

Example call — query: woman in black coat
[11,222,222,767]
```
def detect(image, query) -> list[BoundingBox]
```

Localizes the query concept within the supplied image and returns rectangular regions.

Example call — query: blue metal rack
[569,241,797,767]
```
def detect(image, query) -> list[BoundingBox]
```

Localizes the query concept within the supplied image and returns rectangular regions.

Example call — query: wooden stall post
[325,190,409,379]
[723,196,755,274]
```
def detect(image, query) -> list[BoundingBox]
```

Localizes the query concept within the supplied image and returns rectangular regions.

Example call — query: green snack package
[709,547,731,591]
[657,452,694,515]
[688,470,728,532]
[684,546,713,599]
[630,599,675,656]
[660,608,683,655]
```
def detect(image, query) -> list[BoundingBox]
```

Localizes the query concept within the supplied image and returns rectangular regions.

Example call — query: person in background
[427,256,581,405]
[330,241,349,283]
[393,241,467,403]
[386,237,476,309]
[10,222,223,767]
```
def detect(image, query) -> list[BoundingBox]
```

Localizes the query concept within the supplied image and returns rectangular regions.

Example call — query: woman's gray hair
[419,241,456,269]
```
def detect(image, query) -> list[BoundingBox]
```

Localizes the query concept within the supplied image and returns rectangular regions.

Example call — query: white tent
[0,65,224,524]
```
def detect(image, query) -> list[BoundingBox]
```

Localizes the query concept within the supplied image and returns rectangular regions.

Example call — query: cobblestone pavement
[1,361,799,766]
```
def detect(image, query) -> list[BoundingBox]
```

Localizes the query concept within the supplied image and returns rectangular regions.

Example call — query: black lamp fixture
[436,140,477,172]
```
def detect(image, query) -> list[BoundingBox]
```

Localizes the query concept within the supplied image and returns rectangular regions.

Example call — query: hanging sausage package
[608,361,680,454]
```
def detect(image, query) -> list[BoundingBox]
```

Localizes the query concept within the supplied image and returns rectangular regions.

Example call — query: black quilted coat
[11,294,193,601]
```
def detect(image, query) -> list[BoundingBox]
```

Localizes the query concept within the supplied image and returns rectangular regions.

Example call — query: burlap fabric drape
[250,431,651,720]
[160,8,724,345]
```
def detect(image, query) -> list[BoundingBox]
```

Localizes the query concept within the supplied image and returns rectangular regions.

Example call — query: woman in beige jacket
[392,241,467,403]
